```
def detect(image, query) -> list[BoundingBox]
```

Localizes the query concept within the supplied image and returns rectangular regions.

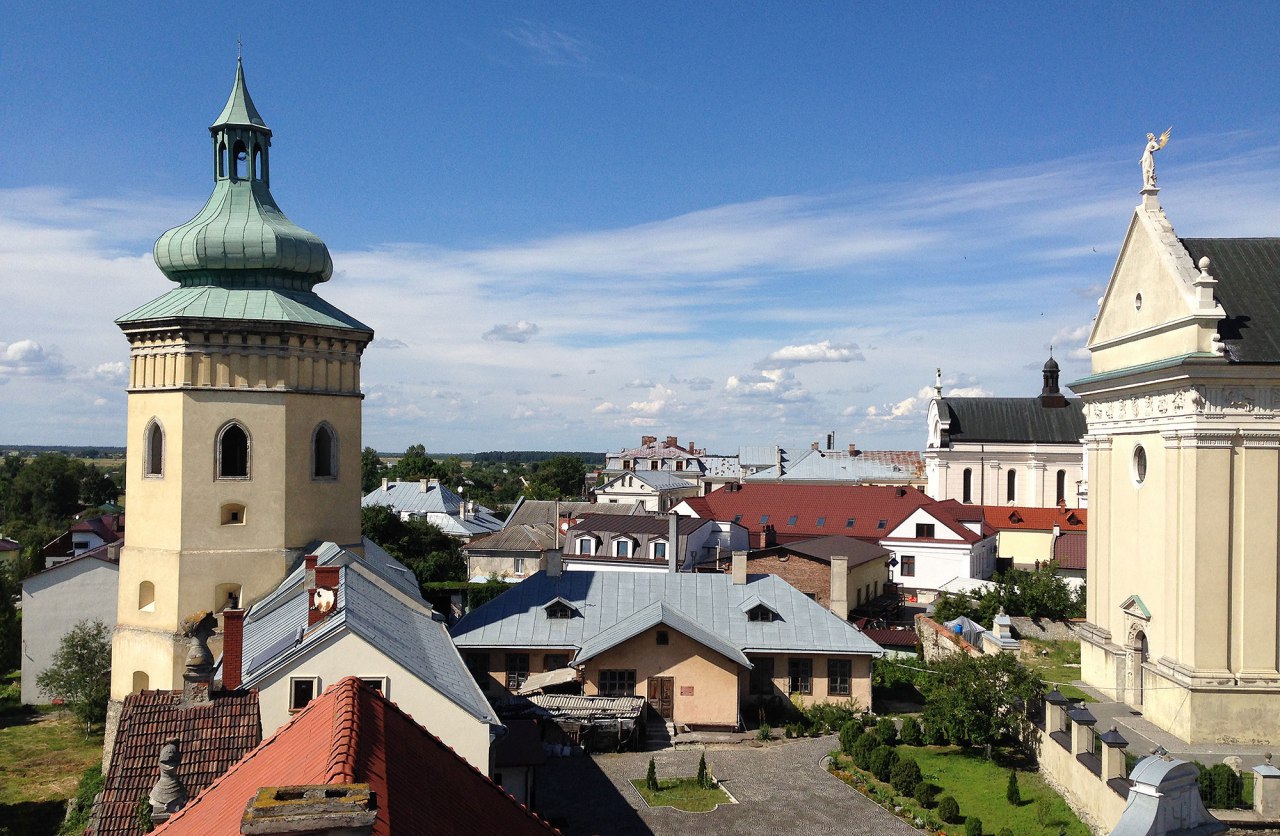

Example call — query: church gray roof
[937,397,1086,444]
[1182,238,1280,363]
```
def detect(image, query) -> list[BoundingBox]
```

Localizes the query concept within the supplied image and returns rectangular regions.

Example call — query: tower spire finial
[237,36,242,61]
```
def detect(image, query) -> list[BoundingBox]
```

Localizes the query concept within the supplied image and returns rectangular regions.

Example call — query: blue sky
[3,3,1279,454]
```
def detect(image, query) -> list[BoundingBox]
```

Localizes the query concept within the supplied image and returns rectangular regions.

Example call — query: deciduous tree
[37,619,112,732]
[918,651,1042,755]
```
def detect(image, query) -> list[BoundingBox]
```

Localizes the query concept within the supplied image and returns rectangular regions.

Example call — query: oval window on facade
[1133,445,1148,485]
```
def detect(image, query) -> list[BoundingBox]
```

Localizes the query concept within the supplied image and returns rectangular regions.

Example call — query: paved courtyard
[535,734,920,835]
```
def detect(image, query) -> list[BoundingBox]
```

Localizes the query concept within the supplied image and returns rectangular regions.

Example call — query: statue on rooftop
[1141,127,1172,190]
[148,737,188,817]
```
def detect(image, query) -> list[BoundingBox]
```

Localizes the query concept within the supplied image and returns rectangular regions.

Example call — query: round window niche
[1135,292,1143,311]
[1132,445,1148,485]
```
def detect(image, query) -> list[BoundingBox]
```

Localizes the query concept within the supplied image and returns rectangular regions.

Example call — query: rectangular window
[749,657,775,696]
[656,630,670,646]
[505,653,530,690]
[900,555,916,577]
[816,517,826,527]
[289,677,318,711]
[845,518,855,528]
[614,539,631,558]
[465,652,491,692]
[360,677,386,695]
[675,460,684,471]
[788,658,813,695]
[598,669,636,697]
[915,523,935,538]
[543,653,570,670]
[759,515,769,524]
[732,514,742,523]
[877,519,887,530]
[649,460,659,470]
[828,659,852,697]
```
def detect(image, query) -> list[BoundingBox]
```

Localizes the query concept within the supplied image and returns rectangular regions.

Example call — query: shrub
[899,716,922,745]
[58,763,104,836]
[852,732,880,770]
[913,781,940,808]
[697,752,713,789]
[1006,769,1021,805]
[1201,763,1244,808]
[802,699,863,734]
[839,719,863,755]
[938,795,961,824]
[875,717,899,745]
[757,723,772,741]
[890,758,923,796]
[646,757,658,792]
[965,815,983,836]
[869,745,900,782]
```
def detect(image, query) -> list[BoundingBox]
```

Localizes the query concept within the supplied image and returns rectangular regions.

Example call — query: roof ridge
[325,677,362,785]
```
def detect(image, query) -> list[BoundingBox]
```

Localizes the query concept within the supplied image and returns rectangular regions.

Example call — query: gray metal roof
[1182,237,1280,363]
[504,499,643,528]
[937,397,1085,444]
[239,563,497,726]
[362,481,503,537]
[451,571,883,659]
[598,470,698,492]
[703,455,741,479]
[247,538,423,618]
[739,445,782,468]
[116,284,370,332]
[576,600,751,668]
[745,447,916,483]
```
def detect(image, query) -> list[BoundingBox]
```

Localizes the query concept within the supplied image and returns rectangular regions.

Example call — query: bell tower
[111,60,374,699]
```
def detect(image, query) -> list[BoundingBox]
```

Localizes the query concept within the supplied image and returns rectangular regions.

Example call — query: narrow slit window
[145,420,164,477]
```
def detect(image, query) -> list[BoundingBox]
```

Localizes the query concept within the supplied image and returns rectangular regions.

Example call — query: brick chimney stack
[222,609,245,690]
[758,525,776,548]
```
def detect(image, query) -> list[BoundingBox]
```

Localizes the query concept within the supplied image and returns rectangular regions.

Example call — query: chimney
[642,435,656,446]
[545,549,563,578]
[106,541,122,562]
[848,442,858,457]
[309,566,340,627]
[731,550,748,585]
[757,525,776,548]
[668,512,680,573]
[240,785,377,835]
[688,441,695,454]
[827,431,835,450]
[420,478,428,493]
[304,554,318,590]
[829,555,849,620]
[666,436,678,448]
[380,477,388,491]
[811,441,820,451]
[222,609,245,690]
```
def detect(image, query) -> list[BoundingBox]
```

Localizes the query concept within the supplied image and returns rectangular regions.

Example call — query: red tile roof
[1053,532,1087,570]
[980,505,1086,532]
[681,484,933,544]
[154,678,557,836]
[93,689,261,836]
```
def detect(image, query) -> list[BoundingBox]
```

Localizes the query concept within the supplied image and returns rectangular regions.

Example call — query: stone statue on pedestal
[1141,128,1172,190]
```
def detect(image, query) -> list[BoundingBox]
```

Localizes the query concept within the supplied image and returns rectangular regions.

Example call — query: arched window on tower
[312,423,337,479]
[252,145,265,182]
[145,419,165,478]
[233,140,248,179]
[218,141,228,179]
[1056,469,1067,505]
[962,468,972,504]
[217,422,250,479]
[1006,468,1017,503]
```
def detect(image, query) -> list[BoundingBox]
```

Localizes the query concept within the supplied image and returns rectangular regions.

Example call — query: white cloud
[725,368,810,402]
[766,340,864,364]
[592,402,620,414]
[504,21,594,66]
[0,340,68,379]
[482,320,540,342]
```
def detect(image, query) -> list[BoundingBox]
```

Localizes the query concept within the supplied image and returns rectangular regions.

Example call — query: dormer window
[575,536,595,555]
[612,538,635,558]
[543,598,578,619]
[747,605,775,623]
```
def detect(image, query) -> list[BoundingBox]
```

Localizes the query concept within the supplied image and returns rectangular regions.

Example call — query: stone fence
[1008,616,1084,641]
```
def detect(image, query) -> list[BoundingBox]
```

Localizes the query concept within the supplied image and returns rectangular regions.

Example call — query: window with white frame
[576,536,594,555]
[612,538,632,558]
[289,677,319,711]
[651,540,667,560]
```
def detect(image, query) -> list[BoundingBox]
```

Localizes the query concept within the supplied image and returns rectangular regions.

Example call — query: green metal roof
[1182,238,1280,363]
[212,58,268,130]
[116,286,372,333]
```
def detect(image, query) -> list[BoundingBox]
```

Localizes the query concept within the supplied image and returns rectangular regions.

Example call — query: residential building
[110,58,374,701]
[738,535,892,618]
[451,554,883,729]
[361,477,503,540]
[226,543,499,770]
[149,677,556,835]
[20,547,120,704]
[879,500,997,603]
[604,435,707,477]
[981,504,1087,578]
[592,468,699,512]
[563,513,747,572]
[674,483,934,547]
[503,497,644,528]
[743,440,925,489]
[1074,169,1280,743]
[924,361,1088,507]
[41,512,124,568]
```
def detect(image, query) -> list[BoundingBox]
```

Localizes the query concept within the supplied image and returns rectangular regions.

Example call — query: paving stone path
[536,734,921,835]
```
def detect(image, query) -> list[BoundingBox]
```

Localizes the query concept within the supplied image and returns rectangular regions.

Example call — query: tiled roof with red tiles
[980,505,1087,532]
[1053,531,1087,570]
[153,677,557,836]
[751,534,889,568]
[92,689,260,836]
[918,499,996,543]
[679,483,933,544]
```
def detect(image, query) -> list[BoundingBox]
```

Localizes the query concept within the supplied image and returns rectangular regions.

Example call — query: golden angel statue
[1142,128,1172,190]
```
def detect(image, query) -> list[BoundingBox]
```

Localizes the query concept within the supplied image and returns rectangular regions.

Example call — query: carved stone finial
[182,611,218,680]
[148,737,188,819]
[934,367,942,398]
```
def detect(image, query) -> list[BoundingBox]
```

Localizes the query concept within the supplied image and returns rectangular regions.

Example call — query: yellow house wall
[739,653,873,711]
[997,530,1053,567]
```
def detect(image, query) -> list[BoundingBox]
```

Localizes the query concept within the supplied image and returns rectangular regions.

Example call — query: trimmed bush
[697,752,711,789]
[869,745,900,782]
[899,716,923,745]
[965,815,983,836]
[913,781,940,808]
[839,719,863,755]
[851,732,880,770]
[1006,769,1022,805]
[646,757,658,792]
[890,758,923,796]
[875,717,899,745]
[1200,763,1244,808]
[757,723,772,741]
[938,795,961,824]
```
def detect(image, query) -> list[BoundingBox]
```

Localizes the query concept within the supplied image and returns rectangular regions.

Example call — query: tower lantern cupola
[1039,354,1067,408]
[212,58,272,187]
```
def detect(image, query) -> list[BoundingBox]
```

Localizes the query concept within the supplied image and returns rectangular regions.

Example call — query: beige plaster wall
[739,653,872,712]
[997,530,1053,567]
[1036,727,1127,832]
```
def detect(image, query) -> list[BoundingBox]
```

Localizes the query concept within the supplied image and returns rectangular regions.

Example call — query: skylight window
[787,515,798,526]
[816,517,826,527]
[845,518,855,528]
[877,519,887,529]
[733,514,742,523]
[759,515,769,524]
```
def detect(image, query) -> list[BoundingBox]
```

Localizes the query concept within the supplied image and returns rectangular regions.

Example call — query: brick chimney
[731,550,748,585]
[420,478,429,493]
[222,608,245,690]
[666,436,678,448]
[380,477,388,491]
[829,555,849,620]
[848,442,858,456]
[309,566,340,627]
[757,524,776,548]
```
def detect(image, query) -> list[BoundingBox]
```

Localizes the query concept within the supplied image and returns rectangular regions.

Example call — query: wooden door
[648,677,675,719]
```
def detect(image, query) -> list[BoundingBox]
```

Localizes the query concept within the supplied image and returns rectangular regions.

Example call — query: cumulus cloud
[765,340,864,364]
[862,382,992,427]
[88,361,127,384]
[724,368,810,401]
[0,340,68,379]
[592,402,620,414]
[371,337,408,350]
[623,378,655,389]
[482,321,540,342]
[1050,323,1092,361]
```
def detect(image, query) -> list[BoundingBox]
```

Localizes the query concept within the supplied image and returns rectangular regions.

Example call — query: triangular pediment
[1120,593,1151,621]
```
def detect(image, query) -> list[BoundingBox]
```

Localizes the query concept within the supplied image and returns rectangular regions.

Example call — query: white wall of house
[924,443,1086,509]
[252,631,493,771]
[880,508,996,596]
[21,559,119,704]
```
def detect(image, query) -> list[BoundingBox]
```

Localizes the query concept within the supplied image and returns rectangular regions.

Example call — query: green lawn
[1022,638,1094,703]
[630,777,733,812]
[833,745,1089,836]
[0,673,104,835]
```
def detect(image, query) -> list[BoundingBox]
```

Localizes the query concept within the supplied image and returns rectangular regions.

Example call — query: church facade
[110,61,373,699]
[1074,170,1280,743]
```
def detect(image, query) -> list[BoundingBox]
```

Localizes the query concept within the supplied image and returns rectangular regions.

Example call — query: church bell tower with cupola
[110,59,374,699]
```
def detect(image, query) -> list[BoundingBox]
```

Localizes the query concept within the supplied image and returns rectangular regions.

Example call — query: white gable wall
[21,560,119,704]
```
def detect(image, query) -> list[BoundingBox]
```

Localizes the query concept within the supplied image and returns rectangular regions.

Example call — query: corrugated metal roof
[568,514,709,537]
[938,397,1085,444]
[575,600,751,668]
[1182,237,1280,362]
[745,447,921,483]
[504,499,643,528]
[598,470,698,492]
[739,445,782,467]
[703,455,741,478]
[451,570,883,658]
[463,523,558,553]
[361,481,503,537]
